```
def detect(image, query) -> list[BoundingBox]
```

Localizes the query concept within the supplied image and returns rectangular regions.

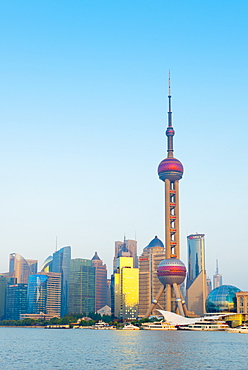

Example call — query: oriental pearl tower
[145,74,188,317]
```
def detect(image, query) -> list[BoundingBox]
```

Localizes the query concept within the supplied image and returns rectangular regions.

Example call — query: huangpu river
[0,327,247,369]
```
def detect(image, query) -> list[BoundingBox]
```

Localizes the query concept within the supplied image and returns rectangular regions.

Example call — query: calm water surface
[0,327,247,369]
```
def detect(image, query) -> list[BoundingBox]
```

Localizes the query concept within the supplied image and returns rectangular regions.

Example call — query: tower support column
[165,178,171,259]
[174,180,180,259]
[166,284,171,311]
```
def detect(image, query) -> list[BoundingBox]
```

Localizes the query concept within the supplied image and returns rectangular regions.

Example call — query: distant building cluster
[0,233,239,322]
[0,247,110,321]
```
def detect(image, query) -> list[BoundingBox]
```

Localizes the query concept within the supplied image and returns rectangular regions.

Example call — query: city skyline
[0,1,248,290]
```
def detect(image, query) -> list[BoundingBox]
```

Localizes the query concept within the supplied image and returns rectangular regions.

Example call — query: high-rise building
[113,239,138,271]
[9,253,38,284]
[69,259,95,315]
[40,256,53,272]
[206,277,212,296]
[213,259,222,289]
[138,236,166,317]
[27,272,61,318]
[236,291,248,320]
[0,276,9,319]
[186,233,207,316]
[91,252,107,311]
[51,246,71,317]
[114,256,139,320]
[106,278,111,307]
[5,283,28,320]
[146,75,187,317]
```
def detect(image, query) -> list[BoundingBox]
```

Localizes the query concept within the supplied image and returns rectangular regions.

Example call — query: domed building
[138,236,166,317]
[206,285,241,313]
[144,235,164,250]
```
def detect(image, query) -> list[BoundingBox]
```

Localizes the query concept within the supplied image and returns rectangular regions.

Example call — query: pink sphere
[157,257,186,286]
[158,158,183,181]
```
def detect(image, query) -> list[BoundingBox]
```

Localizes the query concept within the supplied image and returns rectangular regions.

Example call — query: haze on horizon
[0,1,247,290]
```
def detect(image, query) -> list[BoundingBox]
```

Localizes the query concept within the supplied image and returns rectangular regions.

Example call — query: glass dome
[206,285,240,313]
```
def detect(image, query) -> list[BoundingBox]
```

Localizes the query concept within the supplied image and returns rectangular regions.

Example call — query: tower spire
[168,70,172,126]
[166,71,174,158]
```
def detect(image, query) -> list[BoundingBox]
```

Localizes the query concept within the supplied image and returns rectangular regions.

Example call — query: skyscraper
[0,275,9,319]
[186,233,207,316]
[106,278,111,307]
[69,259,95,315]
[206,277,212,296]
[91,252,107,311]
[114,256,139,320]
[113,239,138,271]
[5,283,28,320]
[138,236,166,317]
[40,255,53,272]
[213,259,222,289]
[9,253,38,284]
[146,76,187,317]
[27,272,61,318]
[51,246,71,317]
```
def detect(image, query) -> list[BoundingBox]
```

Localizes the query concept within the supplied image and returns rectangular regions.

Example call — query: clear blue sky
[0,1,248,289]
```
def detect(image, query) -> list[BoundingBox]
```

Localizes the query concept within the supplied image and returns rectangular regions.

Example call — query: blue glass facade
[52,246,71,317]
[186,234,205,288]
[27,275,49,314]
[206,285,240,313]
[6,284,27,320]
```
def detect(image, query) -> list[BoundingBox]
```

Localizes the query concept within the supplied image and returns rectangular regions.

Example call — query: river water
[0,327,247,369]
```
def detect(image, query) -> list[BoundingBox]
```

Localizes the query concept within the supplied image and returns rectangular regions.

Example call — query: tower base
[144,284,188,318]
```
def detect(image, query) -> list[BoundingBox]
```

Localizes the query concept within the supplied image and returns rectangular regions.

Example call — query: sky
[0,1,248,289]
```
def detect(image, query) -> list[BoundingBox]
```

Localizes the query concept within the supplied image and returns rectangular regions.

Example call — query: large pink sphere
[157,257,186,286]
[158,158,183,181]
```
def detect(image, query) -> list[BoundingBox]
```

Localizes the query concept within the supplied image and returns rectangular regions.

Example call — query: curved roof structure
[145,236,164,250]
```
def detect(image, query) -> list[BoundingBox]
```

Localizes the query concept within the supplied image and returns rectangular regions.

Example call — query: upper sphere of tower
[166,127,175,136]
[158,158,184,181]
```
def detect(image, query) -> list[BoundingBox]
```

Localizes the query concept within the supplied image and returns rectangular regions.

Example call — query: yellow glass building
[114,257,139,320]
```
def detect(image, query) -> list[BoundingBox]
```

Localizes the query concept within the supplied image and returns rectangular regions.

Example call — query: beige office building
[9,253,38,284]
[236,291,248,320]
[138,236,166,317]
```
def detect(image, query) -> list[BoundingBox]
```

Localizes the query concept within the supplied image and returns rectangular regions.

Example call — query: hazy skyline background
[1,1,247,289]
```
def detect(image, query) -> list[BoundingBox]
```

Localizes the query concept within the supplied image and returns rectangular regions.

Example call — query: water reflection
[0,328,248,369]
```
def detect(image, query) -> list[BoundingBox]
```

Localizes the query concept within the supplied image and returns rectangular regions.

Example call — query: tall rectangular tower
[27,272,61,318]
[114,256,139,320]
[91,252,107,311]
[138,236,166,317]
[52,246,71,317]
[69,259,95,315]
[5,283,28,320]
[213,259,222,289]
[186,234,207,316]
